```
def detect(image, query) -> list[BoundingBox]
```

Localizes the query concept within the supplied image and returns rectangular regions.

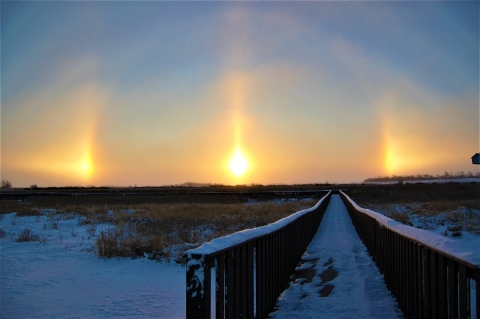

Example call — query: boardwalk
[270,195,403,318]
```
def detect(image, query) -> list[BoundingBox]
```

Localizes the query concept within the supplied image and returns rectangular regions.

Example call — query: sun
[229,148,248,177]
[78,152,93,179]
[81,161,91,174]
[79,160,93,179]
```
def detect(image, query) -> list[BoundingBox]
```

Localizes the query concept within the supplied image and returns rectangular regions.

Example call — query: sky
[1,1,479,187]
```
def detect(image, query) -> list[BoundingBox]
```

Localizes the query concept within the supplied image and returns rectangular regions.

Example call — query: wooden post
[447,258,458,319]
[423,249,432,318]
[185,253,211,319]
[216,253,225,319]
[459,264,470,319]
[183,192,332,319]
[475,268,480,319]
[438,255,448,319]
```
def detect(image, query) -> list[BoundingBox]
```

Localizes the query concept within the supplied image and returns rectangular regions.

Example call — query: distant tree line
[364,171,480,183]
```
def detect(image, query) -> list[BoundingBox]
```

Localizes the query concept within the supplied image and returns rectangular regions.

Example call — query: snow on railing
[340,191,480,319]
[184,191,332,319]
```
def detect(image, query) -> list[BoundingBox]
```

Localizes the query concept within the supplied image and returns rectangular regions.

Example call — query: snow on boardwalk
[270,195,403,319]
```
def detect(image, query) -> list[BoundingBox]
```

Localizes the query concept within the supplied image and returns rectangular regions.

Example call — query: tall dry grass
[348,183,480,236]
[2,195,318,262]
[0,200,38,216]
[92,201,317,261]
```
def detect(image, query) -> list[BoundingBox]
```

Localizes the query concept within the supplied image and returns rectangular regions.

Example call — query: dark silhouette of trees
[1,179,12,189]
[364,171,480,183]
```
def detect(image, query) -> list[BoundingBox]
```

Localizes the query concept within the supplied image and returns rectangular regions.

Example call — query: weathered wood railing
[340,191,480,319]
[183,191,332,319]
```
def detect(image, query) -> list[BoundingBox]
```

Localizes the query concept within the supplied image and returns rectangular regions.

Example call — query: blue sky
[2,1,479,187]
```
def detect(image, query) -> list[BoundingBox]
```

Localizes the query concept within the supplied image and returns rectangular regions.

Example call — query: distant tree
[30,184,38,189]
[1,179,12,189]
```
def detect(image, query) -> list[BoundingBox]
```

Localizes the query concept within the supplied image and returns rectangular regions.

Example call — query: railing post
[184,192,332,319]
[447,258,458,319]
[185,253,211,319]
[416,244,424,319]
[340,191,480,319]
[459,264,470,319]
[226,249,234,318]
[257,237,266,318]
[216,253,226,318]
[246,242,254,318]
[438,255,448,319]
[475,268,480,319]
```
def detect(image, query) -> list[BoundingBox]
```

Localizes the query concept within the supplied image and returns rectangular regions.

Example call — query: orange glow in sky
[79,144,94,180]
[2,2,478,187]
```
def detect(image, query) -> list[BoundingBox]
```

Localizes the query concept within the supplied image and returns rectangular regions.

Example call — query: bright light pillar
[229,148,248,177]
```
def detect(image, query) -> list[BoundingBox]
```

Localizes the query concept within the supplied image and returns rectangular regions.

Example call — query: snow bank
[340,191,480,267]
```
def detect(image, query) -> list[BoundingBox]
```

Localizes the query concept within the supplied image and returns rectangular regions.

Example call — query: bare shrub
[96,229,118,257]
[96,227,168,258]
[1,179,12,189]
[447,225,463,237]
[86,224,97,238]
[447,225,462,232]
[16,228,40,242]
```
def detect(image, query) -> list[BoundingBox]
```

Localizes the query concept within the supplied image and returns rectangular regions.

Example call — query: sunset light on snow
[1,2,478,187]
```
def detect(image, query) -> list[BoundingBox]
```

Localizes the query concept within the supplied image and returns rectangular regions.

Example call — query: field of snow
[363,203,480,254]
[0,212,185,319]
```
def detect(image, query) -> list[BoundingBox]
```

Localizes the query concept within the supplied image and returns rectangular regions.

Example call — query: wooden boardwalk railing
[340,191,480,319]
[183,191,332,319]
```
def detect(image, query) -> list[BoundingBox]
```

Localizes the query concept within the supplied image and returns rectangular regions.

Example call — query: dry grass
[365,200,479,219]
[96,227,168,258]
[15,228,40,242]
[92,201,317,261]
[0,200,39,216]
[346,182,479,206]
[348,183,480,236]
[11,182,477,259]
[7,194,319,262]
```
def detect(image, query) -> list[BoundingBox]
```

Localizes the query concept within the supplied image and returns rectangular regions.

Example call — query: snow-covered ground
[364,203,480,254]
[2,194,478,318]
[270,195,403,319]
[0,212,185,319]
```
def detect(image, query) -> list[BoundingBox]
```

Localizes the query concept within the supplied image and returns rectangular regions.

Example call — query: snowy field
[1,192,479,318]
[364,203,480,253]
[0,213,185,319]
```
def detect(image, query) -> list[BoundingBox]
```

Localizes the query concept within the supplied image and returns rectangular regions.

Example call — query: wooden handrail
[184,191,332,319]
[339,191,480,319]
